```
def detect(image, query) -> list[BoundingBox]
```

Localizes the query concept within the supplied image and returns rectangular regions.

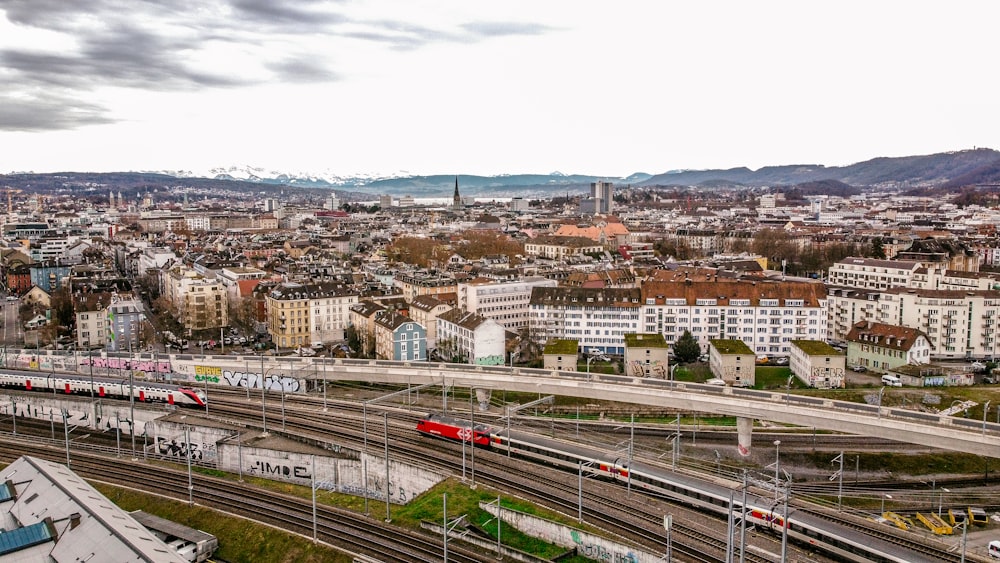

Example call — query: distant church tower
[109,190,115,208]
[452,176,462,210]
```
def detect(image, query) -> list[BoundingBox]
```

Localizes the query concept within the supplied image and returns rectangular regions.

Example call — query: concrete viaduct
[21,349,1000,459]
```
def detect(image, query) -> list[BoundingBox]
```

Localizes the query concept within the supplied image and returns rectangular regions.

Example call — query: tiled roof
[844,321,927,351]
[529,287,641,307]
[640,279,826,306]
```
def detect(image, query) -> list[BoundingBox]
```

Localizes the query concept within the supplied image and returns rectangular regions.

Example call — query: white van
[881,374,902,387]
[988,540,1000,559]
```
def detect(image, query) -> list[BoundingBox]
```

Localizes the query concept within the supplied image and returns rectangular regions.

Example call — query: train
[416,413,942,563]
[0,371,207,407]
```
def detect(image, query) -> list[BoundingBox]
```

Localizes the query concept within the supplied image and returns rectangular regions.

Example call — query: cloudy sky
[1,1,998,178]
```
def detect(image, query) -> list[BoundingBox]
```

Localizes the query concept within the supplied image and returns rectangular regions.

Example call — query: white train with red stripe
[0,371,207,407]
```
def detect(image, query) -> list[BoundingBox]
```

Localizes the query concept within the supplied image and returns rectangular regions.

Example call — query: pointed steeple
[452,176,462,209]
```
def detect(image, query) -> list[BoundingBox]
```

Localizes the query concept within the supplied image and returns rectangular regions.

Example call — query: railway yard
[1,380,999,562]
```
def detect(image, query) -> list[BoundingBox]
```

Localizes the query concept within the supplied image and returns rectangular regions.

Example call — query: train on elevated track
[417,413,943,563]
[0,371,207,407]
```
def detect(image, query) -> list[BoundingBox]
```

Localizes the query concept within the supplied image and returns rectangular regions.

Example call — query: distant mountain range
[196,148,1000,196]
[4,149,1000,200]
[638,148,1000,189]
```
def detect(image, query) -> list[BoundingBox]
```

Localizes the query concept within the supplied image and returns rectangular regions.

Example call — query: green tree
[672,330,701,363]
[871,238,886,259]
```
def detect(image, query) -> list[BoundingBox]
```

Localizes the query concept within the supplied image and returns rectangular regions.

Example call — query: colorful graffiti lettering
[221,370,300,392]
[80,357,172,374]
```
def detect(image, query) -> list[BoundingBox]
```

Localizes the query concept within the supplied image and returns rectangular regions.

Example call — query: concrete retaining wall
[1,393,161,436]
[481,502,662,563]
[217,441,442,504]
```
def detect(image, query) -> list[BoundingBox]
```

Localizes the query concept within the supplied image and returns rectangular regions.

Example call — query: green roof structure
[708,339,753,355]
[790,339,841,356]
[623,333,669,348]
[543,338,579,355]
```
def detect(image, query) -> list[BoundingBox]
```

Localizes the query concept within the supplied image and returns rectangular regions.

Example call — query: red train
[415,413,492,446]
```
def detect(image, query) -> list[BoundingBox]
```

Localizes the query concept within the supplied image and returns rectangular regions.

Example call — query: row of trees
[653,229,886,276]
[385,231,525,269]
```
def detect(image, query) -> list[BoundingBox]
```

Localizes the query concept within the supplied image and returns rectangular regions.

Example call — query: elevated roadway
[316,359,1000,458]
[13,349,1000,458]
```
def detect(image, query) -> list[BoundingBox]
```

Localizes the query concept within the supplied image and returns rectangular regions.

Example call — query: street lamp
[773,440,781,500]
[880,493,892,515]
[984,400,992,436]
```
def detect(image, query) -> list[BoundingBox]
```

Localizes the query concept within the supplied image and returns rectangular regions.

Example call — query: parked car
[851,365,867,372]
[775,357,788,365]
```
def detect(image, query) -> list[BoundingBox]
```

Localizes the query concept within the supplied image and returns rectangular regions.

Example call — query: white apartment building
[909,268,1000,291]
[528,287,641,355]
[826,287,882,343]
[437,308,506,365]
[308,283,359,344]
[878,288,1000,360]
[528,281,828,357]
[827,257,922,290]
[640,280,828,357]
[458,276,557,332]
[136,246,177,277]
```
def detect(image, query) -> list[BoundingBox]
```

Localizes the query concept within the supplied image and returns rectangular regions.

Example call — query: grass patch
[93,484,350,563]
[672,363,712,382]
[754,366,808,390]
[90,468,597,563]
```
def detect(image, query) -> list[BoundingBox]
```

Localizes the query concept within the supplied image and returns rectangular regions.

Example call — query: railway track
[208,389,815,562]
[0,434,490,563]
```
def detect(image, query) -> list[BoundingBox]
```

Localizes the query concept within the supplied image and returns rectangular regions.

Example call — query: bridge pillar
[737,417,753,457]
[474,388,491,411]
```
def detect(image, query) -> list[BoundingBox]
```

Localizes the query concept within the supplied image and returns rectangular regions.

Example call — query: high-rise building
[590,181,613,214]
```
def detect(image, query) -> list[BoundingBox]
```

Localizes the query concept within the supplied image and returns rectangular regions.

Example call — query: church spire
[452,176,462,209]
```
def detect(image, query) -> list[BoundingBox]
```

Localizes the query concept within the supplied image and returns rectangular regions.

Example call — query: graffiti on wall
[474,355,504,366]
[220,370,300,392]
[570,531,639,563]
[156,436,212,460]
[80,356,172,374]
[194,365,222,384]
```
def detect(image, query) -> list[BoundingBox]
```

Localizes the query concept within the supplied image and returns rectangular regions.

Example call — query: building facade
[458,276,557,332]
[708,339,755,386]
[845,322,931,373]
[789,339,845,389]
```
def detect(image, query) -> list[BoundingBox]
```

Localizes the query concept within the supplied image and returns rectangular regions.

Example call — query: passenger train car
[416,413,942,563]
[0,371,207,407]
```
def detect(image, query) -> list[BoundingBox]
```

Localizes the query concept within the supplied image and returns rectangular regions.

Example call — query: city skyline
[2,1,999,177]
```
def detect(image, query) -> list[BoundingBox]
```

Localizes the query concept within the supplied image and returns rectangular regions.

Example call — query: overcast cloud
[1,1,998,176]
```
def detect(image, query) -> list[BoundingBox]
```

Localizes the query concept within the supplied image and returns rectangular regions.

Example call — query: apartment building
[409,295,452,349]
[908,268,1000,291]
[458,276,557,331]
[373,310,426,361]
[348,301,387,357]
[162,265,228,334]
[640,280,828,357]
[827,257,922,290]
[263,281,358,349]
[879,288,1000,359]
[845,321,931,372]
[789,340,845,389]
[523,235,603,260]
[394,270,457,302]
[528,287,642,355]
[826,287,882,343]
[437,308,505,365]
